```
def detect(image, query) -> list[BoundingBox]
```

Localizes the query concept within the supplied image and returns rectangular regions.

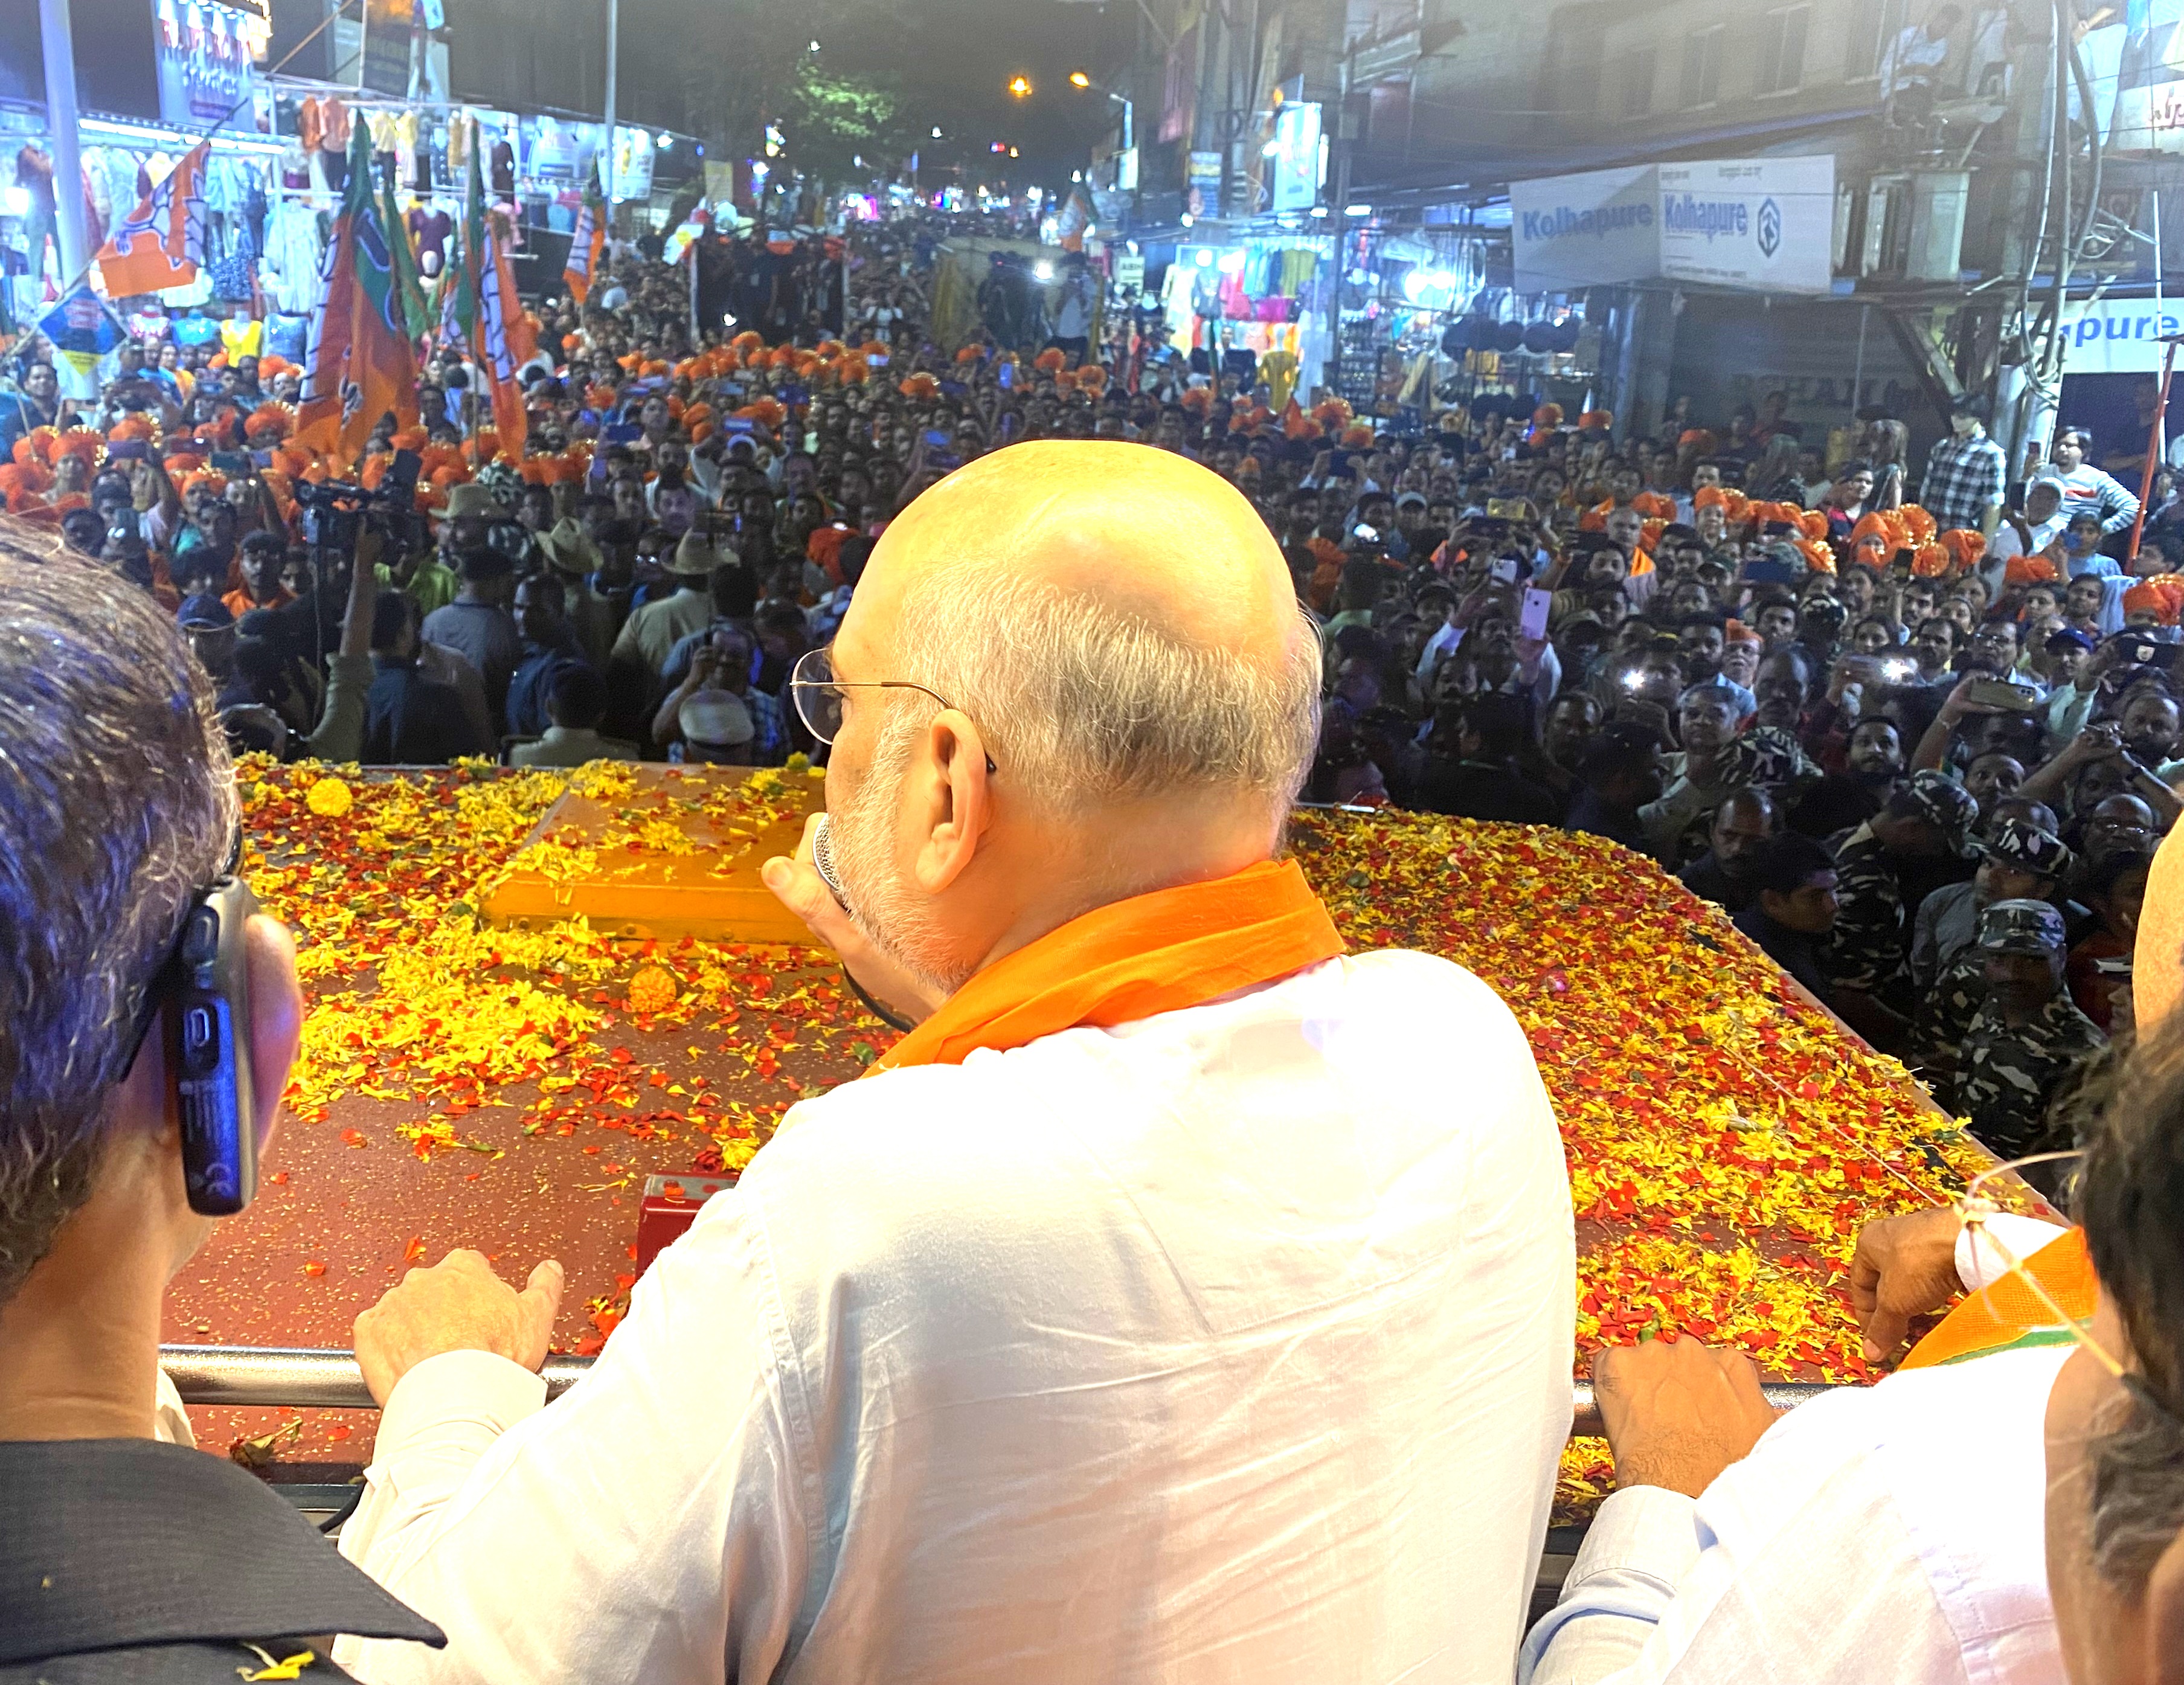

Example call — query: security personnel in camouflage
[1954,899,2107,1159]
[1822,770,1980,1026]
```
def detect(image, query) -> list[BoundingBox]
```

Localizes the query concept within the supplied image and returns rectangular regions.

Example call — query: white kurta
[1521,1215,2070,1685]
[336,950,1575,1684]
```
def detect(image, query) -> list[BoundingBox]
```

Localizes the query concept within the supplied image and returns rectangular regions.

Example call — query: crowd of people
[0,213,2160,1175]
[0,212,2182,1680]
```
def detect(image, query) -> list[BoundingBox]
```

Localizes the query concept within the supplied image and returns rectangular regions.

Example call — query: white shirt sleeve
[1956,1215,2070,1292]
[1518,1395,1965,1685]
[334,1197,813,1685]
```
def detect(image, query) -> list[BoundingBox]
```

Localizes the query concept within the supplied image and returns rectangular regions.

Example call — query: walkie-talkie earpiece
[165,878,262,1217]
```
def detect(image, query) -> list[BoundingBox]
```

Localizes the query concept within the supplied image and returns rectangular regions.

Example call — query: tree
[780,63,907,179]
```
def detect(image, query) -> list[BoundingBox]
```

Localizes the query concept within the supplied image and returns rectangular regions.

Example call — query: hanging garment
[219,317,263,359]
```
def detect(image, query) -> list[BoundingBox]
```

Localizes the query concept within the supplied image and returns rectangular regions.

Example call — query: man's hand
[353,1250,564,1407]
[1848,1205,1964,1364]
[761,812,945,1027]
[1593,1337,1779,1498]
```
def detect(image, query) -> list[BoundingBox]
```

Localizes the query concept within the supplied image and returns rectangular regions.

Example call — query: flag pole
[47,0,362,310]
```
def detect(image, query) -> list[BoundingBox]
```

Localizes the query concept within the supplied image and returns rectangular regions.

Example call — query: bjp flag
[95,141,210,297]
[564,189,606,306]
[295,126,420,462]
[461,135,528,456]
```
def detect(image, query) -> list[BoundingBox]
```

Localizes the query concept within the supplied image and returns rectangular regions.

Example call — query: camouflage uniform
[1821,771,1979,1013]
[1956,992,2107,1159]
[1820,824,1915,1000]
[1951,899,2107,1160]
[1906,945,1990,1096]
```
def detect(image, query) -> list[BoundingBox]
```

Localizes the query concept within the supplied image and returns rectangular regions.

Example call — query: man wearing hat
[1951,899,2107,1158]
[421,548,521,722]
[1822,769,1982,1036]
[609,527,722,693]
[671,688,757,765]
[538,518,617,668]
[410,483,495,617]
[1910,817,2072,995]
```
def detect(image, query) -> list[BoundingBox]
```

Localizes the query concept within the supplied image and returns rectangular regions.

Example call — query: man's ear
[908,709,993,896]
[243,915,304,1155]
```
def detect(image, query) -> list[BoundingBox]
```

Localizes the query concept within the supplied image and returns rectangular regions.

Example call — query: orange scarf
[871,858,1345,1074]
[1899,1225,2097,1370]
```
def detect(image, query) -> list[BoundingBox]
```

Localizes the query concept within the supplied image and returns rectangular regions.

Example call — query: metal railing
[160,1344,1835,1439]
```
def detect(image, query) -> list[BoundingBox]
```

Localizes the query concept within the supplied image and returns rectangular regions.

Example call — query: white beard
[824,716,978,1001]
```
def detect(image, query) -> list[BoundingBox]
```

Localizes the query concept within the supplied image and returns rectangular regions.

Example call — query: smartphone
[1489,556,1520,585]
[106,438,149,461]
[1878,656,1918,682]
[1352,523,1381,545]
[1520,586,1552,641]
[1488,498,1530,522]
[998,362,1013,390]
[168,878,262,1216]
[1962,676,2044,713]
[210,450,252,475]
[923,428,950,448]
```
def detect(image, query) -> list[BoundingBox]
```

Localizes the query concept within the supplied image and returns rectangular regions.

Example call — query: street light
[1067,70,1133,153]
[1007,75,1033,98]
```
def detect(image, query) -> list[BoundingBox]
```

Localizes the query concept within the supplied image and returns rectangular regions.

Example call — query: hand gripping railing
[160,1344,1834,1439]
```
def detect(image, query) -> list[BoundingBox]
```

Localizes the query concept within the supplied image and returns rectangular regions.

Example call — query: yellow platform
[481,763,827,944]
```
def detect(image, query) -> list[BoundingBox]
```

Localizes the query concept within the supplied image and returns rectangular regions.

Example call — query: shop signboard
[1186,150,1223,219]
[2057,297,2184,375]
[1509,164,1657,294]
[1511,157,1834,296]
[1269,100,1322,213]
[1114,250,1146,296]
[1657,157,1833,294]
[358,0,413,95]
[152,0,266,132]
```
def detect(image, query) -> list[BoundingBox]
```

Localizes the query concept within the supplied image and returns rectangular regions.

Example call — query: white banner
[1511,157,1835,297]
[1657,157,1833,294]
[2058,298,2184,375]
[1511,165,1656,295]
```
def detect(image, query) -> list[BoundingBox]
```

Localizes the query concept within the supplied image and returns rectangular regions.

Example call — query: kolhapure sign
[1512,157,1834,297]
[2057,298,2184,376]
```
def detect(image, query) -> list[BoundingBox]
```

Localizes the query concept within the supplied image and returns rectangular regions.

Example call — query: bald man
[338,443,1575,1685]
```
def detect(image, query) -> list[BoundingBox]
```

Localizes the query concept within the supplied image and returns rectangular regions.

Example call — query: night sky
[820,0,1128,191]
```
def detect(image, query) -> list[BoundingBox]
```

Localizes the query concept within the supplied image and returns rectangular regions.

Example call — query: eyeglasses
[1957,1151,2174,1420]
[788,646,994,775]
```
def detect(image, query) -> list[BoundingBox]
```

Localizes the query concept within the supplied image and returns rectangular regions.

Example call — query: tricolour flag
[564,189,605,306]
[95,141,210,297]
[295,125,421,462]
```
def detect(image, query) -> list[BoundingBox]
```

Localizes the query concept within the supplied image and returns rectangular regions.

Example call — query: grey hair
[890,562,1323,816]
[0,537,237,1305]
[2073,1018,2184,1596]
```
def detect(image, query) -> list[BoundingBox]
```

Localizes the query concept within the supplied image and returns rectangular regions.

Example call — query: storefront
[1152,231,1327,402]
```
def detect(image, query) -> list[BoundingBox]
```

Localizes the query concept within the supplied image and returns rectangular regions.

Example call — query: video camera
[294,448,424,554]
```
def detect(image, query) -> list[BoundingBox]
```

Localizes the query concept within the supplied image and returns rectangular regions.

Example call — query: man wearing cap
[2041,626,2101,743]
[1952,899,2107,1157]
[1910,818,2070,995]
[609,527,721,695]
[1822,771,1981,1036]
